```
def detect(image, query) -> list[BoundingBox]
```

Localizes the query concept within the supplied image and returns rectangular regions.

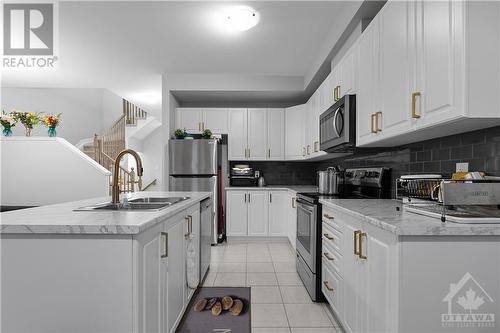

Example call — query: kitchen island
[319,198,500,333]
[0,191,211,333]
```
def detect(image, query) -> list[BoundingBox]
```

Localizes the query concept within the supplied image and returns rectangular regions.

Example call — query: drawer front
[322,243,341,277]
[322,222,342,253]
[322,208,343,234]
[322,258,342,317]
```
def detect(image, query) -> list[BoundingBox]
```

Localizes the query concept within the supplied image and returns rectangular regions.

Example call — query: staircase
[81,99,150,193]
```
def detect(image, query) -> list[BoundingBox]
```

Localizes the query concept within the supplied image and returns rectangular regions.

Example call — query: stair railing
[88,99,148,193]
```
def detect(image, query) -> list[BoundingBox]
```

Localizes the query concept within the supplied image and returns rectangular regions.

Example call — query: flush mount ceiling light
[213,6,260,33]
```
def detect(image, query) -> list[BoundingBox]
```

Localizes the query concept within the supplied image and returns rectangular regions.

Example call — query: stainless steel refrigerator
[168,138,226,244]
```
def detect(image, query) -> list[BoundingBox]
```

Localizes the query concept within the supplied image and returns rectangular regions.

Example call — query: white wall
[1,88,122,145]
[0,137,111,206]
[139,127,162,191]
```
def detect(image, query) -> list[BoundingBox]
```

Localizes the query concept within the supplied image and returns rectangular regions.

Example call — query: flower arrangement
[0,111,17,136]
[41,113,61,137]
[11,110,41,136]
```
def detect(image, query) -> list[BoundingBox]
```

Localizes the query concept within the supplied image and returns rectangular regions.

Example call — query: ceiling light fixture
[213,6,260,33]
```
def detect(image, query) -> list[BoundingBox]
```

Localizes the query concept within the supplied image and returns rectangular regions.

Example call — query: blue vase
[2,127,12,137]
[48,126,56,137]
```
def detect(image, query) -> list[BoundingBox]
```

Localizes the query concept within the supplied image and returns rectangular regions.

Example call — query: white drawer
[322,258,342,317]
[322,222,342,254]
[322,243,341,276]
[322,209,343,234]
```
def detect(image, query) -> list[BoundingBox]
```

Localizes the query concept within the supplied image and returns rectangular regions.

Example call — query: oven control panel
[345,167,388,188]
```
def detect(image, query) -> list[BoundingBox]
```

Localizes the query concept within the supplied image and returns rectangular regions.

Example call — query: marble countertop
[0,191,211,235]
[225,185,318,193]
[319,199,500,236]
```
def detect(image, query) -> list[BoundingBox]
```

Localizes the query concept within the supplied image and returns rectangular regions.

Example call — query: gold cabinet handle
[371,114,377,133]
[323,252,335,261]
[202,122,205,131]
[323,281,334,292]
[376,111,382,132]
[292,197,296,208]
[354,230,361,255]
[337,85,341,100]
[358,232,367,259]
[185,215,192,238]
[314,141,319,152]
[248,148,250,158]
[268,148,271,158]
[412,92,421,119]
[161,232,168,258]
[323,213,334,220]
[323,233,334,241]
[307,145,311,155]
[302,147,306,157]
[332,88,336,102]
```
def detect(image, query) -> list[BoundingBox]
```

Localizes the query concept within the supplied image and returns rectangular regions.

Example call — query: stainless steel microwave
[319,94,356,152]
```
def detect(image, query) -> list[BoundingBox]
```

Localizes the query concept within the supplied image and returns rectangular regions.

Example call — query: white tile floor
[203,240,343,333]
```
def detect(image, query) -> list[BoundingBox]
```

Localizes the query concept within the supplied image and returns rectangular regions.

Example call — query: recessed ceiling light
[212,6,260,33]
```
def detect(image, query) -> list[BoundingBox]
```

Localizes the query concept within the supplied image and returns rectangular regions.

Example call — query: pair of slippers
[193,296,244,316]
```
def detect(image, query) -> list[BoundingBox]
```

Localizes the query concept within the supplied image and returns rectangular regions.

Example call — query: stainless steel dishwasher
[200,197,212,280]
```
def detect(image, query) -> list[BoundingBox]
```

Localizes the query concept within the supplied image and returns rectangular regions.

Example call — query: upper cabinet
[175,108,228,134]
[228,108,285,161]
[285,104,306,160]
[357,0,500,147]
[267,108,285,160]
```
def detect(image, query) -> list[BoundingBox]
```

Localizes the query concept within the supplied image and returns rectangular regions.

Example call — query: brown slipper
[229,299,243,316]
[193,298,207,312]
[205,297,218,310]
[211,301,222,316]
[222,296,234,310]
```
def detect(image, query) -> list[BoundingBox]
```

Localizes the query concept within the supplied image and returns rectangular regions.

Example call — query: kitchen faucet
[112,149,144,203]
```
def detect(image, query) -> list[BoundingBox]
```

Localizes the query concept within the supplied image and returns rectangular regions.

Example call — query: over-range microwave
[319,94,356,153]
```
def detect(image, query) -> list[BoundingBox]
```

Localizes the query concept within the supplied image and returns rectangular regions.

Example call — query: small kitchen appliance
[229,165,258,187]
[296,167,390,302]
[319,94,356,153]
[397,175,500,223]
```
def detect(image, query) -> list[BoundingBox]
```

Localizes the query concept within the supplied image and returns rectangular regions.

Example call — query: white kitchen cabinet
[166,214,187,333]
[268,191,288,237]
[285,104,306,160]
[356,17,380,146]
[267,108,285,160]
[378,0,415,139]
[202,108,228,134]
[228,108,248,160]
[338,45,357,97]
[175,108,228,134]
[247,108,268,160]
[226,190,248,236]
[287,192,297,250]
[136,220,166,333]
[175,108,202,133]
[185,204,200,300]
[247,191,269,236]
[357,0,500,147]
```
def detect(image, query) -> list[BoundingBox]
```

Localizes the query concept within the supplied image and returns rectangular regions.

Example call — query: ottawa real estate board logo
[441,272,495,329]
[3,1,58,68]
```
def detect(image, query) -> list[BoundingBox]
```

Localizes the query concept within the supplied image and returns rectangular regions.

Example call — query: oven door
[296,198,318,273]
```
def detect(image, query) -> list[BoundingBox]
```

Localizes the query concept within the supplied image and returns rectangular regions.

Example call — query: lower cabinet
[136,206,201,333]
[268,191,288,236]
[226,190,292,239]
[288,192,297,250]
[322,205,396,333]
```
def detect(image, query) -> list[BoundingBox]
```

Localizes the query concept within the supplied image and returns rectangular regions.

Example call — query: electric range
[295,167,390,302]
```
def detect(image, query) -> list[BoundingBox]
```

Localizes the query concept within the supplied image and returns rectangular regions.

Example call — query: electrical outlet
[456,163,469,172]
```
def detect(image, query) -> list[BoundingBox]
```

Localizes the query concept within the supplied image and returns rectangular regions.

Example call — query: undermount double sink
[75,197,190,211]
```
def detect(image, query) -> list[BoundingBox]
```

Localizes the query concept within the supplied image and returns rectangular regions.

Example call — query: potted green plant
[201,129,213,139]
[174,128,185,139]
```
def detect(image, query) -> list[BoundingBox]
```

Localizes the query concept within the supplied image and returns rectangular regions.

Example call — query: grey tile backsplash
[230,125,500,193]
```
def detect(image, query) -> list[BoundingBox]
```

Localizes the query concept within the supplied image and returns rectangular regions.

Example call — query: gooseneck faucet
[112,149,144,203]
